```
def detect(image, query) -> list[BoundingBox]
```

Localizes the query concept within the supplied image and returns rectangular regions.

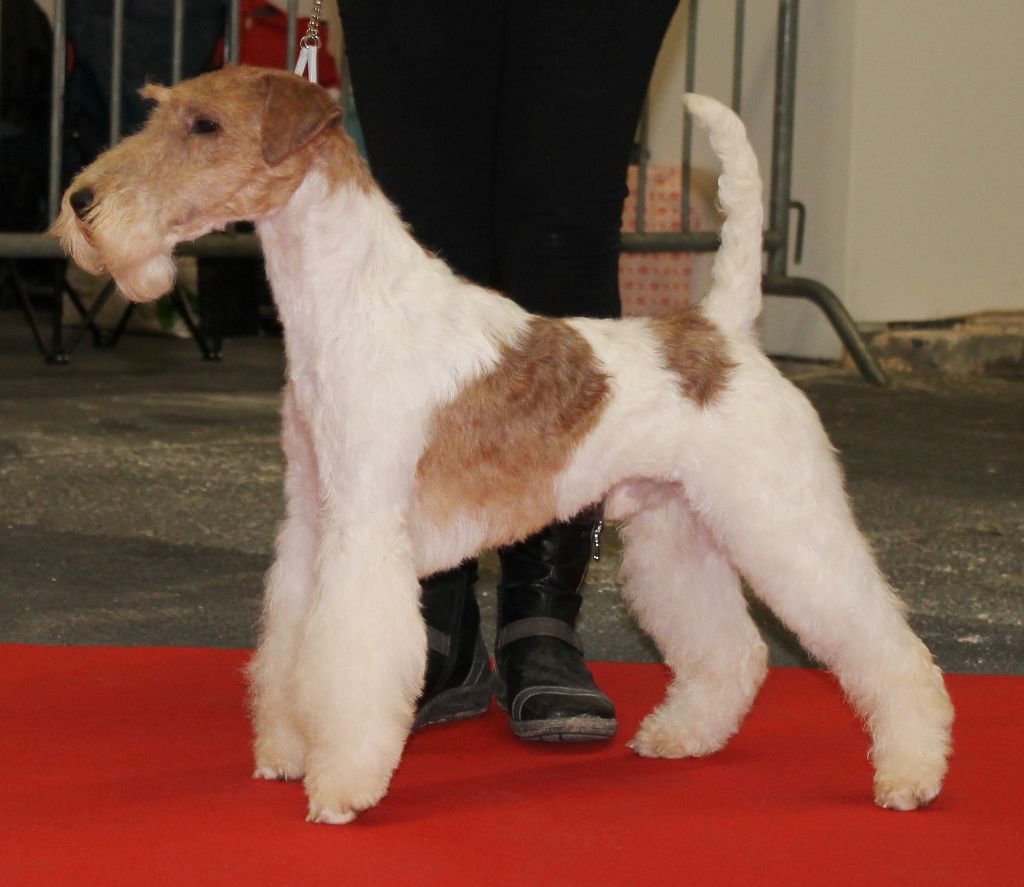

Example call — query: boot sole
[509,715,618,743]
[413,677,493,730]
[494,673,617,742]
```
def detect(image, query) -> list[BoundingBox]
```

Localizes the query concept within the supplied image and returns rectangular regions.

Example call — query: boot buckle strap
[496,616,583,653]
[426,625,450,656]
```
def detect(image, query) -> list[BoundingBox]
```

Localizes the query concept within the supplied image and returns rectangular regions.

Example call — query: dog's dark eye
[191,117,220,135]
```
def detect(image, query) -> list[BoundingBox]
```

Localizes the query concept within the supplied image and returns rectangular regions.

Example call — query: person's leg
[338,0,504,284]
[491,0,680,740]
[494,0,680,318]
[338,0,506,724]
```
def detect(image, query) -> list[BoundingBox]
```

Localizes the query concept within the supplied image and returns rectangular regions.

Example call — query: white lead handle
[294,41,319,84]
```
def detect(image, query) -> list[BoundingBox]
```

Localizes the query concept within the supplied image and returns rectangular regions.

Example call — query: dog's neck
[257,167,429,343]
[254,161,531,405]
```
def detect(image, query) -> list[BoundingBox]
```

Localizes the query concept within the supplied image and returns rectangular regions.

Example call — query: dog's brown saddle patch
[415,316,609,545]
[648,307,735,407]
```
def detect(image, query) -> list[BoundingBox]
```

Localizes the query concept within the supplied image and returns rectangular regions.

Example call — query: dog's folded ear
[261,73,344,167]
[139,82,171,104]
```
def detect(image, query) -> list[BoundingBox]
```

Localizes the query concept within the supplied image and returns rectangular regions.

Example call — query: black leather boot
[494,510,617,742]
[414,559,493,730]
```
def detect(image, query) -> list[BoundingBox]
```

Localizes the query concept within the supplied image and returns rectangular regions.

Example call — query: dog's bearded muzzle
[51,188,178,304]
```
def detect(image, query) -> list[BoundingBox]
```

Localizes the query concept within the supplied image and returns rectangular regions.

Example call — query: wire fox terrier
[55,66,953,824]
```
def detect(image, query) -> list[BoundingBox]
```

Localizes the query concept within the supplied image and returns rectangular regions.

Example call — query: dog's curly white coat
[55,68,953,824]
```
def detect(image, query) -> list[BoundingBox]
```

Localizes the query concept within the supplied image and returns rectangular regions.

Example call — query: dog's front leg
[297,499,426,825]
[250,387,318,781]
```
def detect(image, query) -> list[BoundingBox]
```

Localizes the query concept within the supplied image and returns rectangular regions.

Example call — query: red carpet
[1,646,1020,886]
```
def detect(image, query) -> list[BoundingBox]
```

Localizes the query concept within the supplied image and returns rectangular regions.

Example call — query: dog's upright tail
[684,93,763,337]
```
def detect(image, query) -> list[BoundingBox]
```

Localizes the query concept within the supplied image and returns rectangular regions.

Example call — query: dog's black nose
[69,187,95,220]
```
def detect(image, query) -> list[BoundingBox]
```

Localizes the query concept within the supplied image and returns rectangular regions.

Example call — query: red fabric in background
[1,645,1020,886]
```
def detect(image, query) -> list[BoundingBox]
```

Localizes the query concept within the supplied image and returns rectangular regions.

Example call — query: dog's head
[52,66,348,302]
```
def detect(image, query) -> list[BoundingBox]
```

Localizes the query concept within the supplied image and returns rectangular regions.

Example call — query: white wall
[648,0,1024,358]
[845,0,1024,322]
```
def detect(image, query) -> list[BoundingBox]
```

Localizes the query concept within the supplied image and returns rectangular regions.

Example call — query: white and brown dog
[54,66,953,824]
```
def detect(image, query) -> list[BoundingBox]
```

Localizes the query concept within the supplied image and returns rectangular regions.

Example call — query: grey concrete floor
[1,312,1021,673]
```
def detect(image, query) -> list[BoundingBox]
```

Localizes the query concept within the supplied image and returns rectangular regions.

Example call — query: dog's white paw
[254,761,304,781]
[871,720,950,811]
[302,754,392,825]
[253,733,306,781]
[874,768,944,811]
[306,804,359,825]
[303,785,384,825]
[628,712,728,759]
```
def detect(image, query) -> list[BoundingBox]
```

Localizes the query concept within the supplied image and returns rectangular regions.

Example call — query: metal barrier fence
[0,0,885,382]
[628,0,885,384]
[0,0,261,360]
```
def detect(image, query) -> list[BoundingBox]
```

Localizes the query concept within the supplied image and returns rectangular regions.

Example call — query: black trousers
[338,0,680,319]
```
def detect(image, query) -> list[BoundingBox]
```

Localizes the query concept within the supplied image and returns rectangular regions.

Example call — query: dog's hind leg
[619,489,768,758]
[683,365,954,809]
[249,387,318,780]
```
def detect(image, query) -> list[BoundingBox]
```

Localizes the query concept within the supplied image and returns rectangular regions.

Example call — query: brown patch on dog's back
[415,317,609,546]
[649,307,735,407]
